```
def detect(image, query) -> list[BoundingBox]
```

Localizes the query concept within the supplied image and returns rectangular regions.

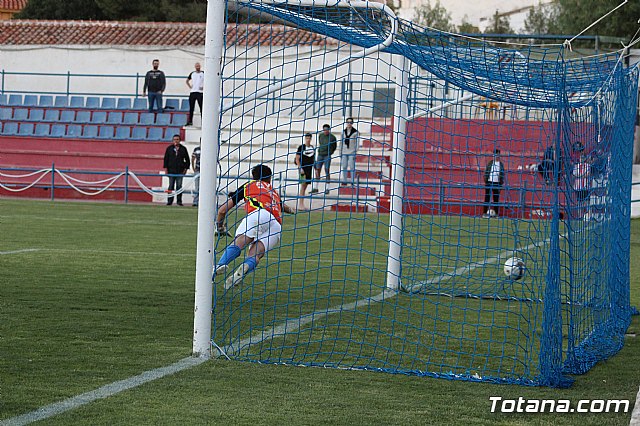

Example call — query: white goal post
[192,0,400,358]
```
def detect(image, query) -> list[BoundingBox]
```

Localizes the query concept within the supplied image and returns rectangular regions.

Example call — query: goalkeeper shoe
[212,264,228,281]
[225,264,250,290]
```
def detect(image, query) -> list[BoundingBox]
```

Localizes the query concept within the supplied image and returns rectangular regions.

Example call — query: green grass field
[1,199,639,425]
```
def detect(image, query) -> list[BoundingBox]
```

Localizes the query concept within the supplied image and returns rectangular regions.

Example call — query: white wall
[0,45,205,98]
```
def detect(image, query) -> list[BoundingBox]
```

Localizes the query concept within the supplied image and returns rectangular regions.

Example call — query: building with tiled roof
[0,0,27,20]
[0,19,329,46]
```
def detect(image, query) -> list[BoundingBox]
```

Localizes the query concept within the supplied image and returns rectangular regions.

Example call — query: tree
[523,1,560,34]
[556,0,640,40]
[17,0,106,20]
[484,10,513,34]
[17,0,207,22]
[458,17,481,34]
[413,0,455,32]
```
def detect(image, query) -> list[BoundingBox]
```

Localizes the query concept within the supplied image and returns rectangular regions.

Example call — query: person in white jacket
[340,118,359,185]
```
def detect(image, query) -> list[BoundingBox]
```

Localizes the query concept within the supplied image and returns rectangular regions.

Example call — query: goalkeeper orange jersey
[242,180,283,224]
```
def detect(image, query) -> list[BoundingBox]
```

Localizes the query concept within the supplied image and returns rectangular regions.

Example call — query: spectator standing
[572,154,591,219]
[143,59,166,113]
[191,144,201,207]
[295,133,316,210]
[186,62,204,126]
[482,149,505,217]
[314,124,337,194]
[163,134,190,206]
[340,118,359,185]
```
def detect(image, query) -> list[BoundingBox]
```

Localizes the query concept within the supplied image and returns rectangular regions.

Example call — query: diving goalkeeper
[213,164,296,289]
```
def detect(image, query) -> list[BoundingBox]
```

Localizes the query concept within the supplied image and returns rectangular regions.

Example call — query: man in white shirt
[186,62,204,126]
[482,149,505,217]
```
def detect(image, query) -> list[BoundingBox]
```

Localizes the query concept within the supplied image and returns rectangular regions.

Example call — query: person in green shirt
[312,124,337,194]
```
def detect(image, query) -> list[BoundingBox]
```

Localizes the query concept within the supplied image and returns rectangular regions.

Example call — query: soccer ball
[487,208,497,217]
[504,257,525,281]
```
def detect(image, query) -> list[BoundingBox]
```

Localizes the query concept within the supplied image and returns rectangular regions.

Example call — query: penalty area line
[0,249,41,256]
[0,357,207,426]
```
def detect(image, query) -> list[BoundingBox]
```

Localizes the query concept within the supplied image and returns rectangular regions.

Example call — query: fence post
[1,69,4,94]
[135,73,140,97]
[66,72,71,97]
[51,163,55,201]
[124,166,129,204]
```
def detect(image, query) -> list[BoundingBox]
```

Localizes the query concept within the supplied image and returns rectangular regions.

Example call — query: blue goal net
[210,0,639,387]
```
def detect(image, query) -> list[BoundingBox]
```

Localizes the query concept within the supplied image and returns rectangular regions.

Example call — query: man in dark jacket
[143,59,166,113]
[163,134,190,206]
[483,149,505,217]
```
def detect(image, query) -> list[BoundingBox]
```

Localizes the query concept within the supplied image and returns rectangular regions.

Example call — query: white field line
[222,232,555,355]
[0,249,41,255]
[1,227,568,423]
[630,386,640,426]
[0,357,207,426]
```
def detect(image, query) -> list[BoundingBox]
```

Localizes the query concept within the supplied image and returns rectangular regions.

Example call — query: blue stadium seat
[44,109,60,122]
[117,98,132,110]
[107,111,123,124]
[139,112,155,125]
[74,110,90,123]
[155,113,171,126]
[50,124,66,137]
[98,125,115,139]
[0,107,12,120]
[180,99,190,111]
[163,128,180,141]
[35,123,50,136]
[23,95,38,107]
[18,123,35,136]
[91,111,107,124]
[132,98,147,110]
[81,125,98,139]
[66,124,82,138]
[0,94,6,105]
[147,127,163,141]
[8,94,22,106]
[171,114,188,126]
[115,126,131,139]
[2,122,18,135]
[101,97,116,109]
[165,99,180,111]
[70,96,84,108]
[28,109,45,122]
[60,110,76,122]
[85,97,100,109]
[39,95,54,107]
[54,96,69,107]
[13,108,28,120]
[131,127,147,140]
[123,112,138,125]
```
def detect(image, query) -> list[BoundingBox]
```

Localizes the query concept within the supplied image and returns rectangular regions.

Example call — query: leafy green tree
[17,0,206,22]
[523,1,560,34]
[413,0,455,32]
[484,10,513,34]
[17,0,106,20]
[458,18,481,34]
[557,0,640,40]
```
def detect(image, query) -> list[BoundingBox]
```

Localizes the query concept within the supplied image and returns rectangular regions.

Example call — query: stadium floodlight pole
[386,55,410,290]
[222,0,398,114]
[192,0,226,358]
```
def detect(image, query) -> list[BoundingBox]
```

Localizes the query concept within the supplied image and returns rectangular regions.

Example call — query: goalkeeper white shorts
[235,208,282,252]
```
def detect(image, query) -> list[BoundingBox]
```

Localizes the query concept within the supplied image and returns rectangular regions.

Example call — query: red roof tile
[0,20,331,46]
[0,0,27,12]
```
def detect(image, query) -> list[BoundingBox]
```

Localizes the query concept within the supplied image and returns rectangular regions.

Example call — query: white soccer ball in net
[487,208,497,217]
[504,257,525,281]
